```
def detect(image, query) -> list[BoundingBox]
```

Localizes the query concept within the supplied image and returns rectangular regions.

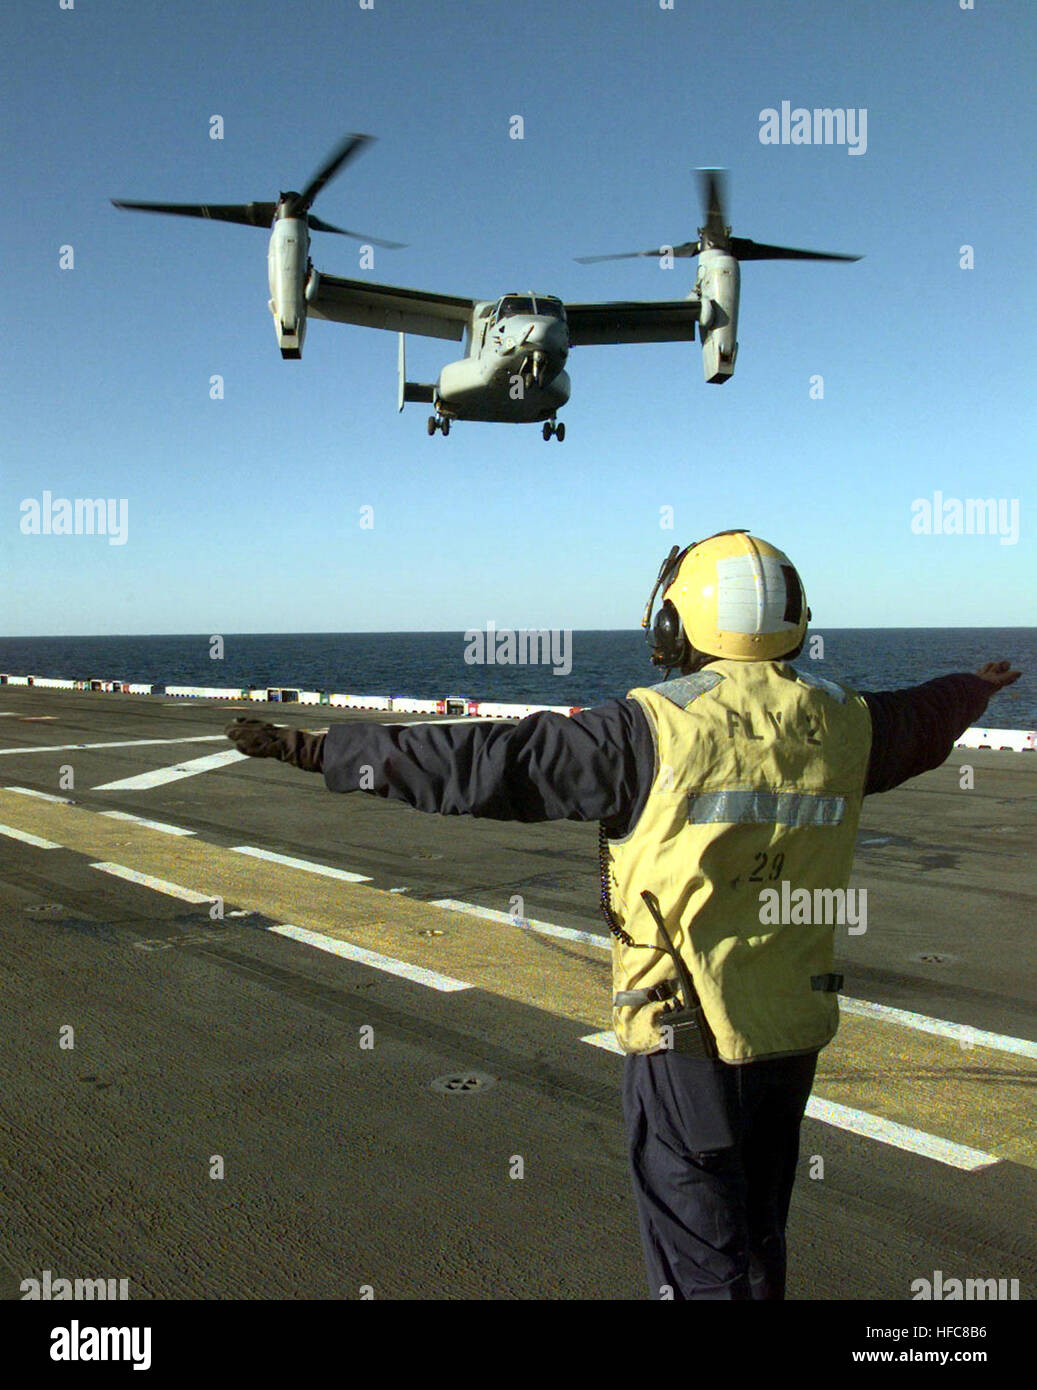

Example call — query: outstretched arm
[861,660,1021,794]
[226,701,654,827]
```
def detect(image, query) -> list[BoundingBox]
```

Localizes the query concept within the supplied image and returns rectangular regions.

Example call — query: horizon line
[3,625,1035,641]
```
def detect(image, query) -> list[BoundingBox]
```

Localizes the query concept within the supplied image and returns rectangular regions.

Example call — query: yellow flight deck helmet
[642,529,810,670]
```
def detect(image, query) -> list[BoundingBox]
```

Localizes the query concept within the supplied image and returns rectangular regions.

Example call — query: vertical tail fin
[397,331,436,408]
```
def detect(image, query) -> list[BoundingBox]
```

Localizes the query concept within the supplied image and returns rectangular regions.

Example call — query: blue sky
[0,0,1033,635]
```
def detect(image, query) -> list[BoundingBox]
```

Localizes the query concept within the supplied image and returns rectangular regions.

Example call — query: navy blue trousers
[622,1047,819,1300]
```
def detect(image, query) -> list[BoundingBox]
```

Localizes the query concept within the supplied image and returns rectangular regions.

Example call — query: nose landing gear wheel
[542,419,566,442]
[542,422,552,442]
[555,421,565,442]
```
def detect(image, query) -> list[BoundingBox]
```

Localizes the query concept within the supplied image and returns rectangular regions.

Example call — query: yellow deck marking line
[5,787,73,804]
[0,786,607,1014]
[0,823,61,849]
[1,788,1032,1169]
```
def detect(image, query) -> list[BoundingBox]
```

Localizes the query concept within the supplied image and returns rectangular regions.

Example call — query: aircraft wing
[306,273,475,342]
[564,298,701,346]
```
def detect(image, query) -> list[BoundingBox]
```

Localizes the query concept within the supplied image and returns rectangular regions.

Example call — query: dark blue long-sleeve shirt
[322,671,994,837]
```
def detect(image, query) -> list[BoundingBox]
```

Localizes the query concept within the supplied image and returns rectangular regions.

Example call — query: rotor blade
[575,250,662,264]
[297,133,374,212]
[696,167,729,237]
[575,240,700,264]
[730,236,861,262]
[307,215,406,247]
[111,199,276,228]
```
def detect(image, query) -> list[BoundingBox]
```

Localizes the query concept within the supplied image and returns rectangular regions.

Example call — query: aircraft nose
[528,318,568,353]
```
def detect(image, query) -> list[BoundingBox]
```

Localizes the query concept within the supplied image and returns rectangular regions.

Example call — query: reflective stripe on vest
[606,659,872,1062]
[687,789,847,825]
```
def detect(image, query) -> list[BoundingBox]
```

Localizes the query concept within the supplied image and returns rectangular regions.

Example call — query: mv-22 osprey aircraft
[113,134,860,441]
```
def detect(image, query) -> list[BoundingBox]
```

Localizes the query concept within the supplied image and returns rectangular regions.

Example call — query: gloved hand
[975,660,1021,692]
[225,718,326,773]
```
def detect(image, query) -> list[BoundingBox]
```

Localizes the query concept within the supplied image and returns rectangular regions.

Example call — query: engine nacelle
[696,249,739,383]
[267,217,309,359]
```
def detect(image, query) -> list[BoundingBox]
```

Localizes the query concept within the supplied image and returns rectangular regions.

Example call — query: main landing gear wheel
[427,415,437,436]
[427,415,451,436]
[542,419,565,442]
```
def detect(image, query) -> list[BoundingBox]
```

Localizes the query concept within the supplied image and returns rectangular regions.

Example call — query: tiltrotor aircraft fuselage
[113,135,860,441]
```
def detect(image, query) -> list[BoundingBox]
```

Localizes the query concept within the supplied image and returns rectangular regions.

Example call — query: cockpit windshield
[494,294,568,323]
[496,296,535,320]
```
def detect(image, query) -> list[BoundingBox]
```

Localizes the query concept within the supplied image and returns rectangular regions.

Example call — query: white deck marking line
[99,811,196,837]
[93,748,247,791]
[0,735,227,756]
[440,900,1036,1057]
[803,1098,999,1171]
[0,823,61,849]
[270,924,471,992]
[230,846,372,882]
[431,898,608,950]
[4,786,72,803]
[839,998,1037,1059]
[90,862,217,904]
[578,1032,1000,1171]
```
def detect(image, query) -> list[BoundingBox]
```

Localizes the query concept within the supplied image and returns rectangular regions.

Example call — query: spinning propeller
[576,168,860,264]
[112,133,406,248]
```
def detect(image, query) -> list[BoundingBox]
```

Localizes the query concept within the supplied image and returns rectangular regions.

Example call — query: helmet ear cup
[652,599,687,667]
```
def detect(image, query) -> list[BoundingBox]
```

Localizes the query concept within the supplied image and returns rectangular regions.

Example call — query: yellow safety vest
[605,659,872,1062]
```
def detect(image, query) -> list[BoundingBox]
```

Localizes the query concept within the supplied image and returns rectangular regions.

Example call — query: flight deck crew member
[225,530,1021,1301]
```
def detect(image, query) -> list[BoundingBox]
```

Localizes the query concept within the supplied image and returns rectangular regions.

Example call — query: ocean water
[0,628,1033,729]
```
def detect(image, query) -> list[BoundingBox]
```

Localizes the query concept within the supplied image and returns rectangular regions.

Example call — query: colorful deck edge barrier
[0,672,1033,746]
[0,673,582,720]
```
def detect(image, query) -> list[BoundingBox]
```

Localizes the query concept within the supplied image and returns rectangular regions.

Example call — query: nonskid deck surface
[1,687,1033,1300]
